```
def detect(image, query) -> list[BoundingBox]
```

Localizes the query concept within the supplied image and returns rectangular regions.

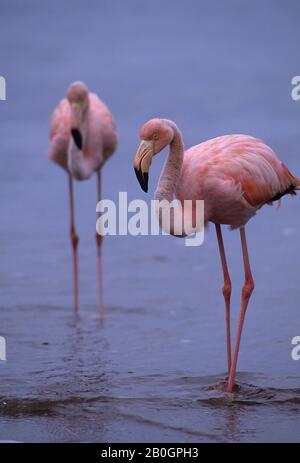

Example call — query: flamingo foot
[210,380,240,393]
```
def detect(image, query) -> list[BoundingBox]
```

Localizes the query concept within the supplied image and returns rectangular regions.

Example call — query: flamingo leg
[215,224,232,375]
[227,226,254,392]
[96,171,104,319]
[68,174,79,312]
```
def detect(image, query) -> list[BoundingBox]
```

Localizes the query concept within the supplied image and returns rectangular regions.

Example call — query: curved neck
[68,105,92,180]
[154,120,184,202]
[154,121,186,236]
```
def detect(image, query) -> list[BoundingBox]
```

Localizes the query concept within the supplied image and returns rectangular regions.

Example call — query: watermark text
[291,336,300,360]
[291,76,300,101]
[0,75,6,100]
[96,192,204,246]
[0,336,6,361]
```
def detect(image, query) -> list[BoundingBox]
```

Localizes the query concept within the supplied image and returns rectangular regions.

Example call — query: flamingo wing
[182,135,300,208]
[49,98,70,170]
[214,136,299,207]
[89,94,118,161]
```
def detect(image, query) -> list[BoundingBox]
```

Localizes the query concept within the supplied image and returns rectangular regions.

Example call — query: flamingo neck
[154,120,184,203]
[68,105,91,180]
[154,121,185,236]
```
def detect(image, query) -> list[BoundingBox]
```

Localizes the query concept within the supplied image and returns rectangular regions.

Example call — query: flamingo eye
[153,133,159,141]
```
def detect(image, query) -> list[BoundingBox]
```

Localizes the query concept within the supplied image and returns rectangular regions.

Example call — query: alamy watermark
[0,336,6,361]
[0,79,6,358]
[291,76,300,101]
[0,75,6,100]
[0,79,6,359]
[291,336,300,361]
[96,192,205,246]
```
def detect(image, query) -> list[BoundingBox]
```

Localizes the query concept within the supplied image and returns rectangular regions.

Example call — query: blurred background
[0,0,300,443]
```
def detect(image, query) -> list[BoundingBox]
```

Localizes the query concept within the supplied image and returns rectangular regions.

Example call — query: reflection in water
[1,304,300,442]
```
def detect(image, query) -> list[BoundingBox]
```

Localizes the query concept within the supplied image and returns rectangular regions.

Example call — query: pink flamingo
[133,118,300,393]
[49,81,118,316]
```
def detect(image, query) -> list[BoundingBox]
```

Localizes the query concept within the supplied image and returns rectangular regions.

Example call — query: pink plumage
[50,84,117,178]
[134,118,300,393]
[48,81,118,316]
[177,134,300,229]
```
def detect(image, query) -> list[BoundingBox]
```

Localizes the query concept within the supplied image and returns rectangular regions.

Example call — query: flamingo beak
[133,140,154,193]
[71,128,82,150]
[70,103,83,150]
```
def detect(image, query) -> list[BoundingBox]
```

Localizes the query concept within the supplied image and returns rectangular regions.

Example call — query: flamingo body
[48,81,117,315]
[50,92,117,178]
[134,118,300,392]
[176,134,299,229]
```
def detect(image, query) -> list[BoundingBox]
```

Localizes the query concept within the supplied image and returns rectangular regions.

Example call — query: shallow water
[1,0,300,443]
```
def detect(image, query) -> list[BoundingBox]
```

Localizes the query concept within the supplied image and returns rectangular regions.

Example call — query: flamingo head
[134,118,173,192]
[66,81,89,150]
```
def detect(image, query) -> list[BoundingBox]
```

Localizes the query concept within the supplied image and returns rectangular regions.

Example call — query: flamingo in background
[134,118,300,392]
[49,81,118,317]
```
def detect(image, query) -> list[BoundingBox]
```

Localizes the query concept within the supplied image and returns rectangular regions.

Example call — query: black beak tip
[143,172,149,193]
[134,168,148,193]
[71,128,83,150]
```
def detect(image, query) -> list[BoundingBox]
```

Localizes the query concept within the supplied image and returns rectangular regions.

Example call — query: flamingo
[133,118,300,393]
[49,81,118,317]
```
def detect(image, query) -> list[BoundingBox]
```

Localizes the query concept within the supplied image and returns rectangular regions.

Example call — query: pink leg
[215,224,232,375]
[227,227,254,392]
[96,171,104,319]
[68,174,79,312]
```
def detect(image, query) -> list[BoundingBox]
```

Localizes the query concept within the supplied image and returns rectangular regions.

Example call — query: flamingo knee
[70,228,79,249]
[95,232,103,249]
[222,281,232,303]
[242,279,254,300]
